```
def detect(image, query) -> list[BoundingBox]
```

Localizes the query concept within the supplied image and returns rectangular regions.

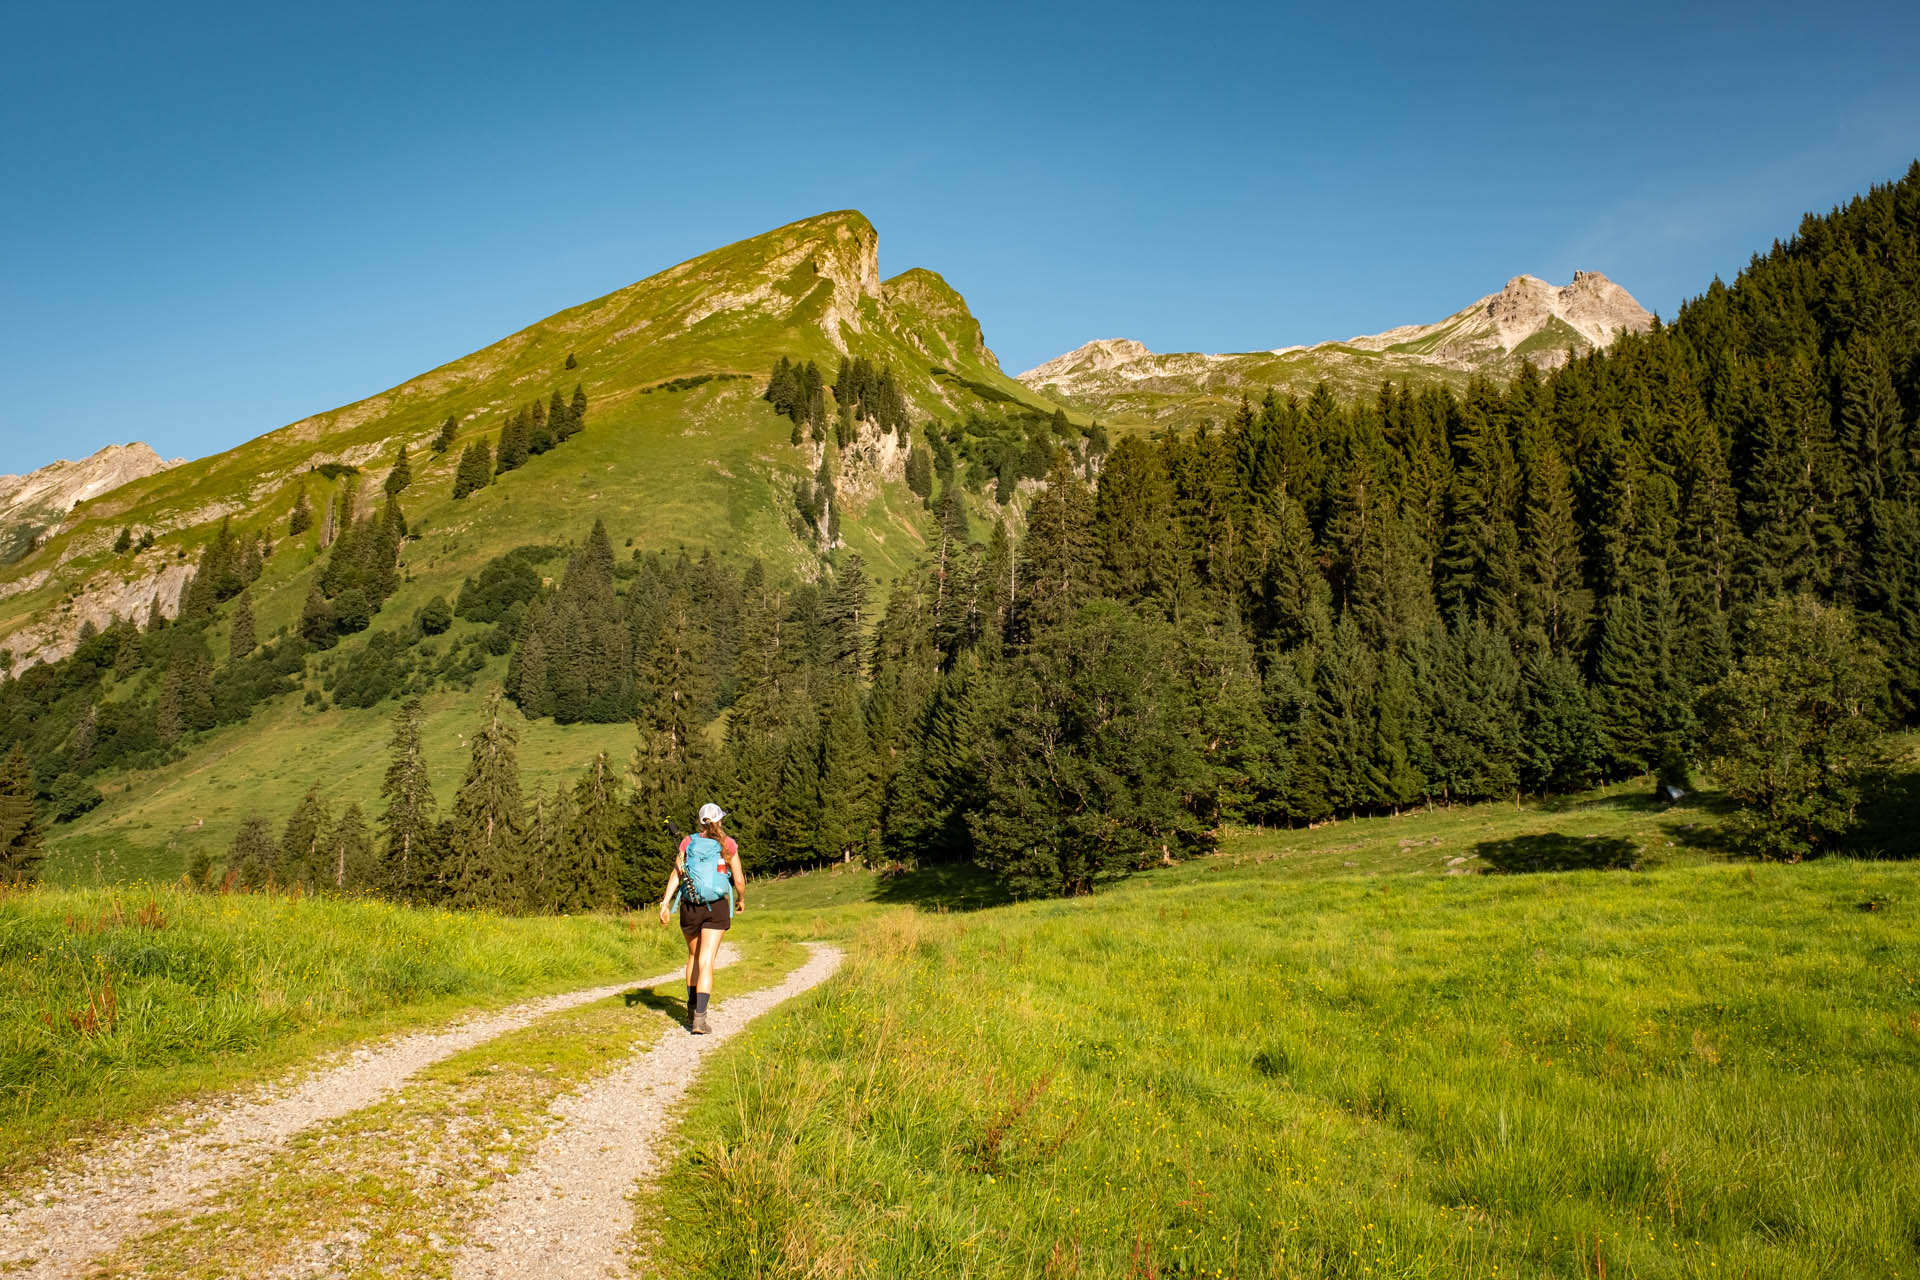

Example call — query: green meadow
[7,763,1918,1277]
[646,780,1920,1280]
[0,884,681,1178]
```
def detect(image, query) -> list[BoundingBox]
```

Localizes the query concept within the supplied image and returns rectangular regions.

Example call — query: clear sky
[2,0,1916,476]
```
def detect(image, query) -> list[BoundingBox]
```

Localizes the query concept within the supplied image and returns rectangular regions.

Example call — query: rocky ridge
[1017,272,1654,423]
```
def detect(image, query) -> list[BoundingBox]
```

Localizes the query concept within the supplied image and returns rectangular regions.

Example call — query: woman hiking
[658,802,745,1034]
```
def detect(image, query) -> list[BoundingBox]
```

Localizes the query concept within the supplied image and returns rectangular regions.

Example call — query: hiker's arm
[657,866,682,924]
[723,838,745,909]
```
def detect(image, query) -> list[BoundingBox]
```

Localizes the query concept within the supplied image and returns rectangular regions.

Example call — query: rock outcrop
[0,443,179,528]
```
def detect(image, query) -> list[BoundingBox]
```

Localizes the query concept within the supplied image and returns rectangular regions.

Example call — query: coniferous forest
[7,168,1920,903]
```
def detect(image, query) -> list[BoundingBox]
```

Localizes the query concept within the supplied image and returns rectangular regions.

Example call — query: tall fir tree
[378,698,438,902]
[443,693,528,911]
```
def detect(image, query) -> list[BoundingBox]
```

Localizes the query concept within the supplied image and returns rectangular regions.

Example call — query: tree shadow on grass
[871,861,1013,913]
[1475,833,1640,873]
[623,987,684,1016]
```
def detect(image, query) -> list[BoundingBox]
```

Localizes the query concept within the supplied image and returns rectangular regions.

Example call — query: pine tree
[228,589,257,660]
[567,384,587,439]
[905,444,933,502]
[0,743,44,886]
[554,752,623,913]
[228,815,280,890]
[823,556,869,681]
[529,398,554,454]
[328,803,374,892]
[495,410,530,475]
[279,784,331,893]
[299,584,337,649]
[815,683,878,863]
[1701,594,1887,857]
[378,698,438,901]
[113,526,132,553]
[1014,451,1095,635]
[288,488,313,537]
[1738,354,1849,596]
[443,692,528,911]
[453,440,493,499]
[155,634,215,744]
[433,415,459,453]
[1518,421,1588,654]
[384,444,412,496]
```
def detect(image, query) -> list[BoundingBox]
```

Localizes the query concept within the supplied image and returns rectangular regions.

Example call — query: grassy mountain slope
[8,211,1071,879]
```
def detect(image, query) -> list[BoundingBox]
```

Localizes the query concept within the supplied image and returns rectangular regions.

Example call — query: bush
[417,595,452,636]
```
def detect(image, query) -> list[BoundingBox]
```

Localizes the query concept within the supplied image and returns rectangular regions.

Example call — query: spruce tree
[279,784,331,893]
[228,589,257,660]
[453,440,493,499]
[378,698,438,901]
[443,692,528,911]
[288,488,313,537]
[1701,594,1887,857]
[554,752,623,913]
[1014,451,1095,636]
[815,683,878,863]
[113,526,132,553]
[567,383,587,438]
[433,415,458,453]
[0,743,44,886]
[228,815,280,890]
[384,444,412,496]
[328,802,374,892]
[528,399,552,454]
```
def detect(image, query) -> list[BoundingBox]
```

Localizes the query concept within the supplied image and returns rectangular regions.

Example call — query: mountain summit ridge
[1018,271,1654,426]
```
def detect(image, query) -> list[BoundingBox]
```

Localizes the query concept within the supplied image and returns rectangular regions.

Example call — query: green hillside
[1,211,1078,880]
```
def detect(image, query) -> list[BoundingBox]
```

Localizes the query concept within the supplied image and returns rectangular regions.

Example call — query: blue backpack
[680,834,733,906]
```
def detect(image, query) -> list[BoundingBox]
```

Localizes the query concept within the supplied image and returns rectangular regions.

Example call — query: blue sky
[2,0,1916,475]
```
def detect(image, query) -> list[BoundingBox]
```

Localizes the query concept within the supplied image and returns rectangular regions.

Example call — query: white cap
[697,802,726,824]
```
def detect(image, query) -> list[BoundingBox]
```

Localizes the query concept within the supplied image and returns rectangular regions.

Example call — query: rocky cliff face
[1017,272,1654,423]
[0,443,180,565]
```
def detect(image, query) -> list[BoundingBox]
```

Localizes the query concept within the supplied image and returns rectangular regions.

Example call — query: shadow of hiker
[623,987,685,1015]
[870,861,1014,913]
[1475,833,1639,873]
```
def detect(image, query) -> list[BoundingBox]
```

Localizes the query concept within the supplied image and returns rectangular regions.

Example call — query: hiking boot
[691,1010,711,1035]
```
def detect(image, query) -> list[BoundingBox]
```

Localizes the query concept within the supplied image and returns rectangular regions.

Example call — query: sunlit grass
[0,883,680,1178]
[649,790,1920,1278]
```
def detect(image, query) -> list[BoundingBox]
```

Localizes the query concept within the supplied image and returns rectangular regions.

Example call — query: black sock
[695,990,711,1014]
[687,985,696,1011]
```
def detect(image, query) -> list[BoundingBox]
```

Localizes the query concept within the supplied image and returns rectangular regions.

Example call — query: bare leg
[683,930,699,993]
[694,926,726,995]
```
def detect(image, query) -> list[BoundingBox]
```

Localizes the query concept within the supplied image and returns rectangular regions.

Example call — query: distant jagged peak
[0,442,181,518]
[1019,338,1156,383]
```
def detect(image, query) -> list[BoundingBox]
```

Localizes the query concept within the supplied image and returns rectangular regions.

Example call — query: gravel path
[452,942,843,1280]
[0,950,734,1280]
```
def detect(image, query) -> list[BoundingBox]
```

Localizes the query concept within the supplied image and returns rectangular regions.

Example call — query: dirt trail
[0,949,737,1280]
[453,942,843,1279]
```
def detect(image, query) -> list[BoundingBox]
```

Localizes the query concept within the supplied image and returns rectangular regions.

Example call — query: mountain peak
[1018,271,1653,426]
[1018,339,1155,384]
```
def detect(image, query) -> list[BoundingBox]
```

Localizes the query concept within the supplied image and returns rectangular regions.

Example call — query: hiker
[657,802,745,1034]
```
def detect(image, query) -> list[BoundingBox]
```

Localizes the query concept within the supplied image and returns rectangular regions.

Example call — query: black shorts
[680,895,732,939]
